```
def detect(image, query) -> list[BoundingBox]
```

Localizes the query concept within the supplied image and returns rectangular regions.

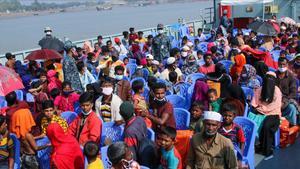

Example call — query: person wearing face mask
[107,142,141,169]
[95,78,123,124]
[97,46,112,76]
[160,57,183,81]
[186,111,237,169]
[63,40,84,93]
[276,57,299,126]
[114,66,131,101]
[198,53,215,74]
[182,54,199,75]
[143,82,176,135]
[54,81,80,113]
[68,92,102,146]
[290,53,300,79]
[152,24,171,62]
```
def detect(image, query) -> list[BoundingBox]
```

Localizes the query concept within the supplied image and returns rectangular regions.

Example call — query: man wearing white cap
[151,60,161,78]
[160,57,182,81]
[146,54,154,74]
[187,111,237,169]
[38,26,64,52]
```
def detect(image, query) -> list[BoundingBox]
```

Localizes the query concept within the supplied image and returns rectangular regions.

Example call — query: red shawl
[47,123,84,169]
[242,47,278,69]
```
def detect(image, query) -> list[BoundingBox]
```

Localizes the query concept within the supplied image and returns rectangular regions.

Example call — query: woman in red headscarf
[46,123,84,169]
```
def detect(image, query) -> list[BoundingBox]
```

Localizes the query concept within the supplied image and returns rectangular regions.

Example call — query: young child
[132,80,152,128]
[189,101,205,133]
[157,126,182,169]
[218,103,245,154]
[29,80,49,114]
[151,60,161,78]
[54,81,80,113]
[208,88,223,113]
[35,100,68,139]
[84,141,104,169]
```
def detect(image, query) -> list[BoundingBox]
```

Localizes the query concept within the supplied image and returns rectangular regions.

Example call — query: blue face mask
[63,91,73,96]
[115,75,124,80]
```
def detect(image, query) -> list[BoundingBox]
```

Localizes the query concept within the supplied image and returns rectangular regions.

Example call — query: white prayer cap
[167,57,176,65]
[146,54,154,60]
[187,41,194,47]
[182,45,190,51]
[203,111,222,122]
[152,60,159,65]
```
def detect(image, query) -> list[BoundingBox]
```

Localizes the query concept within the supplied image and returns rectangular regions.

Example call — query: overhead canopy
[221,0,274,5]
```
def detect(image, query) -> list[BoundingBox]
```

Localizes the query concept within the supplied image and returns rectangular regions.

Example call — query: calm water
[0,1,212,54]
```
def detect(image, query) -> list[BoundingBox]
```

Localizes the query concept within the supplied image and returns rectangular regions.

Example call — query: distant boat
[33,13,39,16]
[96,5,113,11]
[60,9,66,13]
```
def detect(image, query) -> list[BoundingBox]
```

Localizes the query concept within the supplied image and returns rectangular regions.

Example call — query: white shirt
[114,44,128,55]
[160,68,183,81]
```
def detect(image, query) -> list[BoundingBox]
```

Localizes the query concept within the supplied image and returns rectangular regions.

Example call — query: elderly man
[186,111,237,169]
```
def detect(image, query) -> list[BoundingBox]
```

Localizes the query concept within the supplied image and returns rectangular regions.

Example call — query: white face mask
[241,73,247,78]
[157,30,164,34]
[82,110,92,116]
[181,52,188,57]
[102,87,113,96]
[278,67,287,73]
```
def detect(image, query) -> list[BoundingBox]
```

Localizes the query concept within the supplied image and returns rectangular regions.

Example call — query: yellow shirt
[87,158,104,169]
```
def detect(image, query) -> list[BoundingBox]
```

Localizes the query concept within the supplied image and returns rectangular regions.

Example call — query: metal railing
[0,7,214,65]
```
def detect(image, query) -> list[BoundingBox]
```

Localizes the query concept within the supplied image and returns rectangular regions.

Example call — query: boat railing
[0,18,208,65]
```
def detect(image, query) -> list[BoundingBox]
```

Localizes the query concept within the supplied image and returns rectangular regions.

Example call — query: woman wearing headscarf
[207,63,232,98]
[221,84,246,116]
[192,80,209,110]
[251,72,281,160]
[238,64,261,89]
[46,123,84,169]
[230,50,246,82]
[182,54,199,75]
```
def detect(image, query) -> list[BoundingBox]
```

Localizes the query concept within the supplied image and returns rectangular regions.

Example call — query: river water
[0,1,212,53]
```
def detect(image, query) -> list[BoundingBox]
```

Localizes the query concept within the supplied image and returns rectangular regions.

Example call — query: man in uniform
[152,24,171,62]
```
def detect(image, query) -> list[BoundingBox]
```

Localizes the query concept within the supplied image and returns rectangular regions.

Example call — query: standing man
[38,27,64,52]
[186,111,237,169]
[152,24,171,62]
[63,40,84,93]
[220,10,229,29]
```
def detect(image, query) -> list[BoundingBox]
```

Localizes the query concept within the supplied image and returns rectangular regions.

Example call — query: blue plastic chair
[268,67,276,72]
[174,108,191,130]
[129,58,137,64]
[91,68,99,80]
[234,117,257,169]
[147,128,155,141]
[241,87,254,102]
[10,134,20,169]
[199,42,208,53]
[185,73,206,84]
[101,122,124,146]
[36,137,51,169]
[61,111,78,125]
[274,129,280,148]
[130,77,147,88]
[126,63,137,78]
[270,50,281,61]
[0,96,7,108]
[243,102,249,117]
[73,102,82,115]
[142,68,149,81]
[256,75,263,86]
[119,54,127,61]
[15,90,23,101]
[166,95,186,109]
[101,146,110,169]
[26,93,35,103]
[219,60,233,73]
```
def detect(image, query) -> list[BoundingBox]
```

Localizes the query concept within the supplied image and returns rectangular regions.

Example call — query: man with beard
[186,111,237,169]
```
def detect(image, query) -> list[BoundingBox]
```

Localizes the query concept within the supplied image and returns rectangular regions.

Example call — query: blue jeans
[282,103,299,125]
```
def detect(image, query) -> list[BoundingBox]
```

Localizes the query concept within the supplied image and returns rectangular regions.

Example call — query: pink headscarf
[83,41,94,53]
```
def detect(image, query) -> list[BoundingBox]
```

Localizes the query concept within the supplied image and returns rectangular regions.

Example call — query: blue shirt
[160,147,182,169]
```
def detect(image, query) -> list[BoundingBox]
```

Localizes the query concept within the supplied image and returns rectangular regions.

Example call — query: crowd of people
[1,11,300,169]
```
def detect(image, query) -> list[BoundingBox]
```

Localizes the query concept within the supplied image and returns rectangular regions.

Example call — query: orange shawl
[10,108,36,138]
[230,54,246,77]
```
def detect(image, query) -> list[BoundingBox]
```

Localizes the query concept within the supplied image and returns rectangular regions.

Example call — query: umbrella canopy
[38,36,65,52]
[25,49,62,61]
[280,17,296,25]
[0,66,24,96]
[267,21,280,33]
[248,21,277,36]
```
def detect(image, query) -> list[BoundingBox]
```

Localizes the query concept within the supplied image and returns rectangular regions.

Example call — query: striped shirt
[0,136,14,162]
